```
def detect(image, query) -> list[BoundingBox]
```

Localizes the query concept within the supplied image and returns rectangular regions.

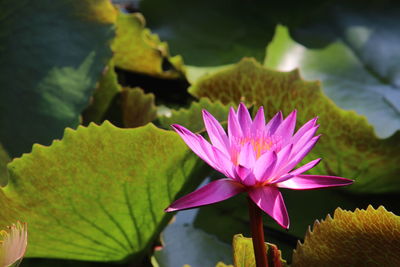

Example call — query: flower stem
[247,197,268,267]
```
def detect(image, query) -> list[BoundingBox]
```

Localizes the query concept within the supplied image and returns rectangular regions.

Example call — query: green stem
[247,197,268,267]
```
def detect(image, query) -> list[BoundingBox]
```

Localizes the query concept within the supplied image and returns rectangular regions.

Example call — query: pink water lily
[165,103,353,228]
[0,222,27,267]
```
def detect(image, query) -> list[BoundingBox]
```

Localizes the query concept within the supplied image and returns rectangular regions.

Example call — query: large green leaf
[139,0,275,66]
[189,58,400,193]
[292,206,400,266]
[0,0,116,157]
[0,122,206,262]
[266,25,400,138]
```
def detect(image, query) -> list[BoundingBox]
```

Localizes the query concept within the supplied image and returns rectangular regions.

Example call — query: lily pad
[0,122,206,262]
[111,11,185,79]
[265,25,400,139]
[121,87,157,128]
[82,60,122,125]
[189,58,400,193]
[0,0,116,157]
[231,234,286,267]
[292,206,400,266]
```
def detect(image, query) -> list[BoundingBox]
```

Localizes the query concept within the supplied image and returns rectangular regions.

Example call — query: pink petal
[165,179,245,212]
[289,158,321,176]
[228,107,242,138]
[237,103,252,135]
[251,106,266,135]
[274,110,297,141]
[287,135,320,169]
[292,117,318,144]
[236,165,256,186]
[265,111,283,135]
[272,158,321,184]
[249,186,289,229]
[253,151,277,182]
[202,110,229,155]
[212,147,237,180]
[276,135,321,177]
[276,175,354,190]
[238,142,256,168]
[272,144,293,177]
[291,125,319,155]
[172,124,221,172]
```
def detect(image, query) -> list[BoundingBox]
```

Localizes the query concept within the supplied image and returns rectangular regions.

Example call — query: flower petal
[249,186,289,229]
[212,147,236,180]
[288,135,320,169]
[275,135,321,178]
[202,109,229,155]
[228,107,242,139]
[253,150,277,182]
[165,179,245,212]
[291,125,319,155]
[251,106,266,135]
[265,111,283,135]
[172,124,221,172]
[273,158,321,184]
[291,117,318,144]
[289,158,321,176]
[238,142,256,168]
[274,110,297,141]
[236,165,256,186]
[237,103,252,135]
[272,144,293,178]
[276,175,354,190]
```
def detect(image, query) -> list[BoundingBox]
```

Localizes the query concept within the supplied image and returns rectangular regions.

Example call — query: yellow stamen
[239,136,273,158]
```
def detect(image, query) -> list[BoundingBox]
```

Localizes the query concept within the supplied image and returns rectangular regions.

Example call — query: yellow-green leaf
[0,122,206,262]
[112,11,185,79]
[121,87,157,128]
[232,234,286,267]
[292,206,400,266]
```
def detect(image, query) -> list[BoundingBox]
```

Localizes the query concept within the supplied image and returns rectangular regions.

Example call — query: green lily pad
[121,87,157,128]
[0,0,116,157]
[139,0,275,66]
[111,11,185,79]
[231,234,286,267]
[266,25,400,139]
[82,60,122,125]
[0,122,207,262]
[292,206,400,266]
[189,58,400,193]
[158,98,230,133]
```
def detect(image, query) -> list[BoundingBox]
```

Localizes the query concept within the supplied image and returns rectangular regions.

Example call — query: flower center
[239,136,273,159]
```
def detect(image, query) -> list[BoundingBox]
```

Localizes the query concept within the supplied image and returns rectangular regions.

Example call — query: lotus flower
[0,222,27,267]
[165,103,353,228]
